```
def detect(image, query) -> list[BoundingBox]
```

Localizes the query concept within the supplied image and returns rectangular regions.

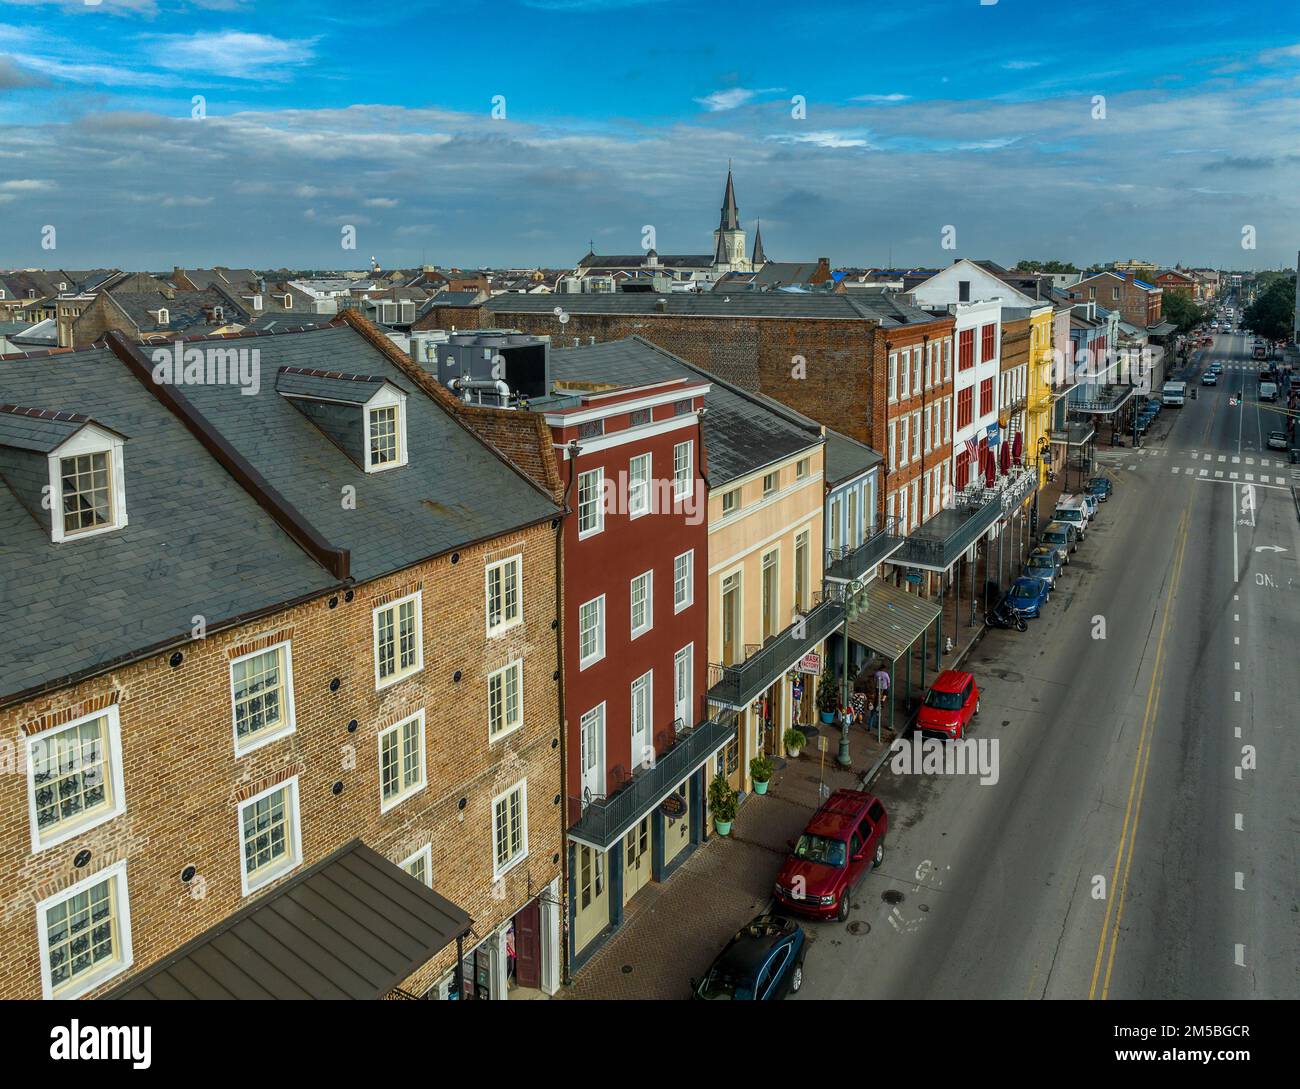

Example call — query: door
[674,645,692,729]
[849,827,867,888]
[513,900,540,989]
[722,572,742,665]
[579,705,604,806]
[630,673,652,770]
[573,845,609,955]
[623,816,652,902]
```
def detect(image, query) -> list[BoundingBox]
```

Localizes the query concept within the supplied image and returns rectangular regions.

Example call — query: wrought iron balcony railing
[825,517,905,583]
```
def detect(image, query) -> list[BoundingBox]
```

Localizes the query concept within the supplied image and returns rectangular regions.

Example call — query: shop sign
[797,652,821,675]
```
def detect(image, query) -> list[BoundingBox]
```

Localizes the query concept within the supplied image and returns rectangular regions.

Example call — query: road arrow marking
[1254,545,1287,554]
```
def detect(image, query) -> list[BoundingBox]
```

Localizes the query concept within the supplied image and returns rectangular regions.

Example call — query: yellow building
[705,409,835,795]
[1026,303,1056,485]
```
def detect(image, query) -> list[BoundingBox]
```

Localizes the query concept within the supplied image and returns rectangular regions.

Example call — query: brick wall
[0,523,563,1000]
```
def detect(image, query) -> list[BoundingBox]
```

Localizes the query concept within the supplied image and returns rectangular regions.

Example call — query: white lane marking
[1127,464,1137,471]
[1277,476,1285,485]
[1235,872,1245,891]
[1235,944,1246,967]
[1172,466,1180,474]
[1215,470,1224,478]
[1234,636,1240,644]
[1234,726,1241,738]
[1233,456,1241,464]
[1246,457,1255,465]
[1261,458,1270,467]
[1200,469,1208,477]
[1235,813,1244,830]
[1235,766,1242,780]
[1230,472,1239,480]
[1246,473,1254,482]
[1218,455,1226,462]
[1234,691,1241,702]
[1234,662,1240,670]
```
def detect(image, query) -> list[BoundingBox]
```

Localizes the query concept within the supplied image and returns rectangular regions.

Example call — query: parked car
[1053,495,1090,539]
[1040,521,1077,559]
[1024,553,1058,589]
[773,790,888,922]
[1007,575,1050,618]
[1202,371,1218,385]
[917,669,981,740]
[1080,492,1099,518]
[1267,431,1289,451]
[1086,475,1112,502]
[1028,544,1065,580]
[691,914,807,1000]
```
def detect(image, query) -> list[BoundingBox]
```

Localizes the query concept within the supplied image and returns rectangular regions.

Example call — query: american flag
[963,436,980,461]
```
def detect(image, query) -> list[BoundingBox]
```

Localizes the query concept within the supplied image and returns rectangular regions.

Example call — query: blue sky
[1,0,1298,270]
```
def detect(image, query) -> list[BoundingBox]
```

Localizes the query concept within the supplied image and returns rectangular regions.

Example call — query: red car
[773,790,888,922]
[917,669,980,740]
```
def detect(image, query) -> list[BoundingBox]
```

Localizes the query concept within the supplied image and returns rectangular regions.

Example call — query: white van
[1162,380,1186,406]
[1260,381,1278,402]
[1053,495,1090,539]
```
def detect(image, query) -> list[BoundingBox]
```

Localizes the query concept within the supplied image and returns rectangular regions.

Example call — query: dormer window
[156,308,169,325]
[213,306,224,321]
[365,388,407,472]
[282,294,292,309]
[59,282,67,291]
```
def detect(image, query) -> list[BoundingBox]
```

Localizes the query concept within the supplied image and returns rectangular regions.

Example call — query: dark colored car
[1086,476,1112,501]
[1024,552,1059,589]
[691,914,807,1000]
[1007,575,1050,618]
[917,669,980,740]
[1040,521,1077,559]
[773,790,888,922]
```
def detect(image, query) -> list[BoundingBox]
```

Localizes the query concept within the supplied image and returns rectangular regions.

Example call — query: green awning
[846,581,941,661]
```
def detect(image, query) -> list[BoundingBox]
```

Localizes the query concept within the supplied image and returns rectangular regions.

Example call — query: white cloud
[694,87,778,112]
[1002,60,1043,70]
[365,197,398,208]
[145,31,316,80]
[0,177,51,190]
[769,130,874,149]
[851,93,909,103]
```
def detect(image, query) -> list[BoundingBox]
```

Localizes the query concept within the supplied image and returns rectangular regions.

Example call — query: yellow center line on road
[1087,506,1191,1000]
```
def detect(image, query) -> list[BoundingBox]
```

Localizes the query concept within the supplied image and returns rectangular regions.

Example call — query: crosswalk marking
[1245,473,1254,482]
[1278,476,1286,485]
[1218,455,1226,462]
[1232,456,1240,464]
[1246,457,1255,465]
[1200,469,1208,477]
[1261,459,1270,467]
[1172,466,1180,474]
[1215,470,1224,478]
[1230,472,1239,480]
[1127,464,1137,471]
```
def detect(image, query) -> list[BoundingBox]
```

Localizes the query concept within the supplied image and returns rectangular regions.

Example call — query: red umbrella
[1012,431,1023,465]
[999,441,1011,476]
[985,453,995,488]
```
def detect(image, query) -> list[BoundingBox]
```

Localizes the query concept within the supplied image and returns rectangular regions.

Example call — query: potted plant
[783,727,807,759]
[750,754,774,795]
[708,772,737,836]
[816,664,840,724]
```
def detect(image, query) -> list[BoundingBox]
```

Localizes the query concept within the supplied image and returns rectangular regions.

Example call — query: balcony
[707,597,845,710]
[1067,383,1136,415]
[889,493,1002,571]
[567,714,737,850]
[825,518,905,583]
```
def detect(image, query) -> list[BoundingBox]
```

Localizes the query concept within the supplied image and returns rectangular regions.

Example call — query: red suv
[773,790,888,922]
[917,669,980,739]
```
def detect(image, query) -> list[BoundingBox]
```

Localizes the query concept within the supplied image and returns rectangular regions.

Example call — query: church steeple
[712,162,749,273]
[719,161,740,232]
[751,219,767,266]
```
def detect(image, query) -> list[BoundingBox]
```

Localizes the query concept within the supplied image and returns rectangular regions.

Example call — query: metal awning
[846,581,942,661]
[107,840,472,999]
[1050,422,1096,448]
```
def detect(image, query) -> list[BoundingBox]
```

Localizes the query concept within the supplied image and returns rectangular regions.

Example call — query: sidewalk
[558,723,892,1000]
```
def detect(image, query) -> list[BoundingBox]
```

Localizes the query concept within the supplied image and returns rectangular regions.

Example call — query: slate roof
[431,291,487,308]
[824,430,883,487]
[275,366,398,404]
[240,313,336,333]
[110,290,250,333]
[578,253,715,270]
[548,336,822,485]
[482,291,942,326]
[0,405,112,453]
[0,322,559,700]
[8,318,57,346]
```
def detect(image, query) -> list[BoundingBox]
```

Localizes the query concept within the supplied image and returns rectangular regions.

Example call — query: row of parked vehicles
[693,475,1117,999]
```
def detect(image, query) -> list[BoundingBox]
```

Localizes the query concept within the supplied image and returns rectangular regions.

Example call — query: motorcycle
[986,598,1029,632]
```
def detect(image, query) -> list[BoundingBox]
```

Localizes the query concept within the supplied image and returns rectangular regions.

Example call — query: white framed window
[674,644,694,728]
[230,641,296,755]
[897,487,908,531]
[26,706,126,853]
[492,778,528,878]
[379,710,427,812]
[910,480,919,529]
[156,308,169,325]
[578,594,605,669]
[48,427,128,543]
[673,550,694,612]
[912,349,922,393]
[899,349,910,399]
[373,591,423,688]
[721,489,739,516]
[673,441,692,499]
[400,843,433,887]
[485,554,522,635]
[912,411,921,460]
[630,570,653,638]
[944,337,952,380]
[37,861,133,1000]
[888,419,897,471]
[238,778,302,896]
[364,387,408,473]
[898,416,909,466]
[763,471,778,496]
[488,660,523,741]
[796,457,810,479]
[578,467,604,538]
[888,352,898,402]
[628,452,651,518]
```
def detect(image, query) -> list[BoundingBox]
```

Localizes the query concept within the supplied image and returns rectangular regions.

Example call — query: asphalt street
[796,330,1299,1000]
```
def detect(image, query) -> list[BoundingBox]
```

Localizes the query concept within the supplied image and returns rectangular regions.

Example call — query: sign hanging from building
[797,652,821,675]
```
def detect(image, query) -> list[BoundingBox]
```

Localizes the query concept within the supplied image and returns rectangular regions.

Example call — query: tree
[1243,275,1295,342]
[1162,291,1205,334]
[1014,259,1079,274]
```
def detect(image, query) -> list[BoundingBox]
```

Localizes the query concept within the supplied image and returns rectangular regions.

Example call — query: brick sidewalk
[558,725,891,1000]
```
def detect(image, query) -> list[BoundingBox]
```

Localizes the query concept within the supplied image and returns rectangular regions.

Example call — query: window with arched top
[157,308,169,324]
